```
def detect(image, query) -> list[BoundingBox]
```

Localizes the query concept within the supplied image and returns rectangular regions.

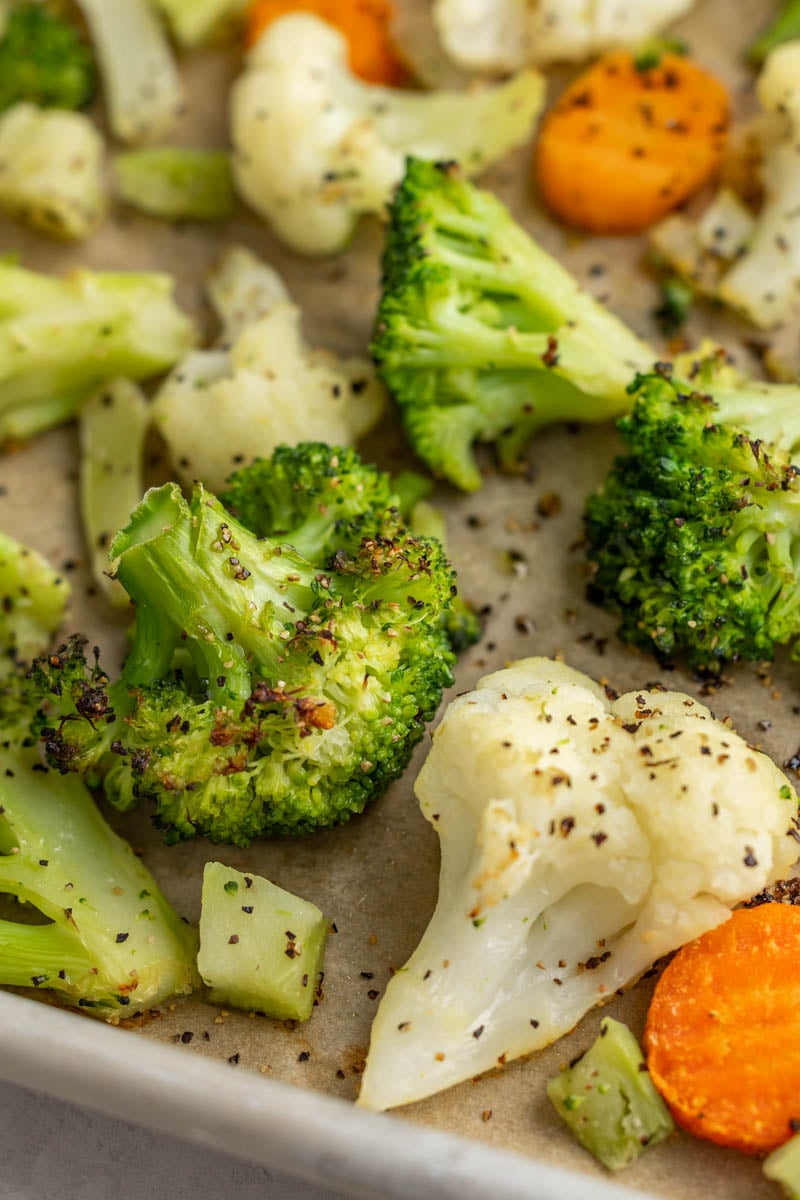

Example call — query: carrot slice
[644,904,800,1155]
[246,0,407,87]
[535,50,730,235]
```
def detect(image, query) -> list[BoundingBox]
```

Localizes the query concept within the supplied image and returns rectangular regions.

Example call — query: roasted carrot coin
[535,51,730,235]
[246,0,407,87]
[644,904,800,1155]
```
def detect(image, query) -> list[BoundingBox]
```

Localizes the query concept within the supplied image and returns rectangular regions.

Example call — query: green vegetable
[115,148,234,221]
[585,354,800,672]
[0,530,69,666]
[0,554,197,1021]
[547,1018,674,1170]
[154,0,248,46]
[653,276,693,337]
[79,379,149,607]
[0,741,198,1020]
[198,862,327,1019]
[0,4,94,114]
[33,444,464,843]
[747,0,800,66]
[0,262,195,443]
[372,158,653,491]
[764,1131,800,1198]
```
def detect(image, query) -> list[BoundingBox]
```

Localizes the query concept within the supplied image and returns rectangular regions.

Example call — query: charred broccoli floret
[585,355,800,672]
[372,158,653,491]
[0,4,94,114]
[35,445,464,844]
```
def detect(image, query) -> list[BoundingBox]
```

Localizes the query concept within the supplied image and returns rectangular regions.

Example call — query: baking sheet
[0,3,792,1197]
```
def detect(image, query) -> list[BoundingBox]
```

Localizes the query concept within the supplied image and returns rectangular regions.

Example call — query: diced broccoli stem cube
[547,1017,674,1171]
[765,1132,800,1198]
[198,862,328,1020]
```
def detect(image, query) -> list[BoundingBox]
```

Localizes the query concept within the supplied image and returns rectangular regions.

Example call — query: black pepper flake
[367,989,380,1000]
[181,1031,194,1044]
[241,905,254,914]
[743,848,758,867]
[591,832,608,846]
[115,932,129,943]
[228,1053,240,1065]
[228,934,239,944]
[472,1025,485,1039]
[298,1051,310,1062]
[244,876,253,888]
[360,971,374,979]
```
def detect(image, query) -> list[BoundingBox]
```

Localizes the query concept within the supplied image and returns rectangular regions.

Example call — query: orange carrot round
[247,0,407,87]
[644,904,800,1155]
[535,51,730,235]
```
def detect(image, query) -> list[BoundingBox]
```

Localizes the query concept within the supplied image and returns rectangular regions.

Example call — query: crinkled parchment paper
[0,2,792,1196]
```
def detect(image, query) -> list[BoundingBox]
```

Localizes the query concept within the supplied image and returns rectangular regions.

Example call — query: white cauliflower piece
[433,0,696,74]
[717,41,800,328]
[0,104,105,240]
[230,14,545,256]
[152,248,384,490]
[358,658,799,1112]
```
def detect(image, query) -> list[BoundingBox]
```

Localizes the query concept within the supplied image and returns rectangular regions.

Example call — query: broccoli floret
[585,356,800,672]
[35,446,462,844]
[372,158,653,492]
[0,4,94,114]
[222,446,481,652]
[0,261,195,443]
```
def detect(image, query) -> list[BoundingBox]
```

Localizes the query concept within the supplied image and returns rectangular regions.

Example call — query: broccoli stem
[115,148,234,220]
[0,918,96,990]
[747,0,800,65]
[0,263,194,441]
[0,748,197,1018]
[79,379,149,608]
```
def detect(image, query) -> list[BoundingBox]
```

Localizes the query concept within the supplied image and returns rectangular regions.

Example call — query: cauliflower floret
[0,104,105,240]
[433,0,696,74]
[358,658,799,1112]
[716,41,800,328]
[152,248,384,490]
[230,14,545,256]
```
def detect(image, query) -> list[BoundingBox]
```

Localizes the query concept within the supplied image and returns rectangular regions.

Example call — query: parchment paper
[0,3,791,1197]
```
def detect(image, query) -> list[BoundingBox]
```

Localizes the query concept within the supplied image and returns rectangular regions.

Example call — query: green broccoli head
[372,158,653,492]
[0,4,95,114]
[36,447,463,843]
[222,445,481,653]
[585,362,800,672]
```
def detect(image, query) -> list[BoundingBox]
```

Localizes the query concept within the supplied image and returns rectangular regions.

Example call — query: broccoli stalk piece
[0,262,195,443]
[35,445,462,843]
[154,0,249,46]
[372,158,654,491]
[0,4,94,114]
[765,1131,800,1198]
[547,1018,674,1170]
[585,354,800,672]
[115,148,234,221]
[198,861,327,1020]
[747,0,800,66]
[0,743,197,1019]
